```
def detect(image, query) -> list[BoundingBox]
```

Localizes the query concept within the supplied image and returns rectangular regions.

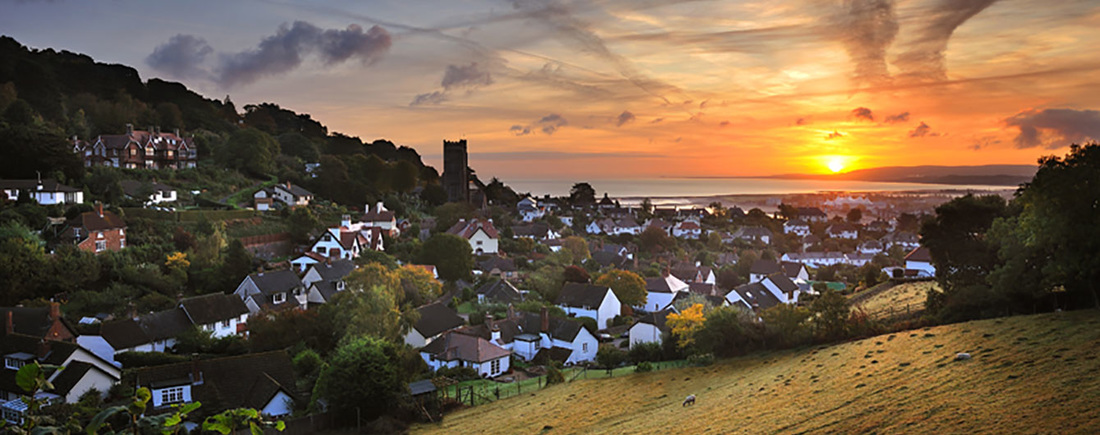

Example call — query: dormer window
[273,293,286,305]
[145,146,154,156]
[4,353,33,370]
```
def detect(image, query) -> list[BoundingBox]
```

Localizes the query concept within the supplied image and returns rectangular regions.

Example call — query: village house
[179,293,250,338]
[359,201,398,235]
[516,197,544,222]
[826,222,859,239]
[643,274,690,312]
[511,222,559,240]
[300,259,355,305]
[66,203,126,254]
[670,262,716,285]
[0,305,76,343]
[761,273,801,304]
[905,247,936,277]
[253,187,274,211]
[556,283,621,330]
[73,124,197,169]
[797,207,828,222]
[802,234,822,251]
[419,330,511,378]
[783,219,811,236]
[474,280,524,304]
[477,257,518,279]
[128,351,297,419]
[77,308,191,366]
[726,282,782,312]
[404,303,465,349]
[671,220,702,239]
[233,270,304,315]
[1,333,122,422]
[0,178,83,205]
[732,226,773,245]
[272,182,313,207]
[446,218,499,255]
[628,307,676,349]
[858,239,885,254]
[120,180,177,206]
[749,259,782,283]
[782,261,811,282]
[458,308,598,366]
[881,231,921,251]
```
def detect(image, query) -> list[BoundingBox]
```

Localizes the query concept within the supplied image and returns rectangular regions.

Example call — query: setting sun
[827,158,845,173]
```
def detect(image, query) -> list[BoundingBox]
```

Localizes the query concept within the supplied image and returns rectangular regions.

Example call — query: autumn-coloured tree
[666,303,706,353]
[594,269,647,307]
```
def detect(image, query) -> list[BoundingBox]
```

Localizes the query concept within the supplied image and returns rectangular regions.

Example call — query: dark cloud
[833,0,898,87]
[1004,108,1100,149]
[795,117,809,126]
[826,130,845,140]
[884,112,910,124]
[409,91,447,106]
[970,136,1002,150]
[651,118,664,124]
[719,121,730,127]
[512,113,569,136]
[616,111,636,127]
[851,107,875,122]
[442,62,494,90]
[146,34,213,80]
[909,122,940,138]
[895,0,999,81]
[215,21,391,88]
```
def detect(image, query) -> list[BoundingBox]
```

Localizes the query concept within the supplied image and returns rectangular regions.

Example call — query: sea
[505,178,1012,205]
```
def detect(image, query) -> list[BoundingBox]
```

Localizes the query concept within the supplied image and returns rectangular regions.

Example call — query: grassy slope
[414,310,1100,434]
[852,281,933,315]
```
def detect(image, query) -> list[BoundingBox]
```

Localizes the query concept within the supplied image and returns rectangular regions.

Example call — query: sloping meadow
[414,310,1100,434]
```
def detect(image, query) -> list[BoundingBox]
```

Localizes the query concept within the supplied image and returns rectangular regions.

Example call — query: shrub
[627,341,663,363]
[610,315,631,327]
[687,353,715,367]
[634,361,654,373]
[434,366,479,381]
[575,316,598,333]
[545,365,564,385]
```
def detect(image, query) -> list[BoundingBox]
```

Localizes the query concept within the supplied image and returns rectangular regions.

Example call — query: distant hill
[414,310,1100,434]
[771,164,1037,186]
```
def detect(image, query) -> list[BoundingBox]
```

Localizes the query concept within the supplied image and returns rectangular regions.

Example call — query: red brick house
[67,204,126,253]
[72,124,197,169]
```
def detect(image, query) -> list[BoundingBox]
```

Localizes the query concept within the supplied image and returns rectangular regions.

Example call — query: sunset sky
[3,0,1099,180]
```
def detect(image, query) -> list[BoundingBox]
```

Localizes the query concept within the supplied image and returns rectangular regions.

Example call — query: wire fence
[441,360,692,407]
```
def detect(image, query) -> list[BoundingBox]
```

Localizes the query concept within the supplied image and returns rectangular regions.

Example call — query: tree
[810,290,850,341]
[638,198,654,220]
[896,213,920,232]
[760,304,810,348]
[286,206,320,245]
[563,265,590,283]
[312,336,417,421]
[666,303,706,354]
[594,269,647,307]
[418,233,473,281]
[639,225,673,253]
[561,236,590,262]
[778,203,798,220]
[0,223,48,304]
[596,344,627,373]
[395,265,443,307]
[920,194,1006,292]
[696,306,762,357]
[846,208,863,223]
[219,128,279,177]
[569,182,596,207]
[277,132,320,162]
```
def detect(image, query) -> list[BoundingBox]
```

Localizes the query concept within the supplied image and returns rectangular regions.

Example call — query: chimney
[95,202,104,218]
[507,303,515,321]
[540,307,549,333]
[341,214,351,228]
[5,311,12,335]
[126,123,133,134]
[174,128,180,137]
[490,321,501,343]
[286,181,292,190]
[148,126,155,135]
[49,302,60,323]
[376,201,384,212]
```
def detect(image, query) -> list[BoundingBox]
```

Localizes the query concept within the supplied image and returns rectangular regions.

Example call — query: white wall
[643,292,675,312]
[629,323,662,349]
[76,336,118,367]
[262,391,295,417]
[468,229,498,254]
[404,329,428,348]
[564,328,597,365]
[59,367,116,403]
[596,291,621,330]
[906,260,936,277]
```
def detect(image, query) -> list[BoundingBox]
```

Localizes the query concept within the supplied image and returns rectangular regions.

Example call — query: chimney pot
[5,311,12,335]
[540,307,549,333]
[49,302,60,323]
[96,202,104,217]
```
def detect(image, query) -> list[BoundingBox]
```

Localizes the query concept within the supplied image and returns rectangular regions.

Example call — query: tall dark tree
[569,182,596,207]
[846,208,863,223]
[920,194,1007,291]
[417,233,473,281]
[219,128,278,177]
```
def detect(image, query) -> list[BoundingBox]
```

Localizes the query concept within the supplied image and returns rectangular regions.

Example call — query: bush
[687,353,715,367]
[610,315,631,327]
[575,316,597,333]
[545,365,565,385]
[634,361,654,373]
[434,366,479,381]
[627,341,663,363]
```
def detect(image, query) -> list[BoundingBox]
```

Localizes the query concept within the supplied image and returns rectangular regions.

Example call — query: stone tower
[443,139,469,203]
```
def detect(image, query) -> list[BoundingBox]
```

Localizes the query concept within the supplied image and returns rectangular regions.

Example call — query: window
[582,342,588,353]
[167,150,174,158]
[490,359,500,374]
[220,320,231,328]
[160,386,185,404]
[145,147,154,156]
[129,148,137,156]
[273,293,286,304]
[2,407,22,425]
[119,238,126,249]
[4,357,26,370]
[95,240,106,252]
[476,240,483,246]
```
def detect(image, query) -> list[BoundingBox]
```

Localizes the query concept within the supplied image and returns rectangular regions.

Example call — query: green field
[413,310,1100,434]
[851,281,933,318]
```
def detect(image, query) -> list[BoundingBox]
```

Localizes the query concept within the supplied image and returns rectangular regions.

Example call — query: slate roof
[248,270,302,295]
[71,209,126,231]
[636,308,676,332]
[645,274,689,293]
[446,219,500,239]
[517,311,585,342]
[49,360,94,396]
[275,183,313,198]
[413,303,465,339]
[732,282,782,311]
[129,351,297,416]
[309,259,356,282]
[479,257,517,273]
[688,282,721,297]
[905,247,932,262]
[557,283,611,309]
[0,307,63,339]
[98,308,192,350]
[591,251,627,268]
[180,293,249,326]
[797,207,827,218]
[670,263,701,282]
[784,219,808,227]
[475,280,524,304]
[511,222,552,238]
[766,273,799,294]
[750,259,782,276]
[0,179,81,193]
[0,334,87,394]
[734,226,773,239]
[781,261,806,279]
[420,331,511,363]
[827,222,858,233]
[533,346,573,365]
[362,208,395,222]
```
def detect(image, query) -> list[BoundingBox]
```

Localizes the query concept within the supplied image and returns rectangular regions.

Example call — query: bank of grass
[855,281,934,315]
[413,310,1100,434]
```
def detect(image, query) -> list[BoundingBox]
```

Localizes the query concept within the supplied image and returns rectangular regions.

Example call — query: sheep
[682,394,696,407]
